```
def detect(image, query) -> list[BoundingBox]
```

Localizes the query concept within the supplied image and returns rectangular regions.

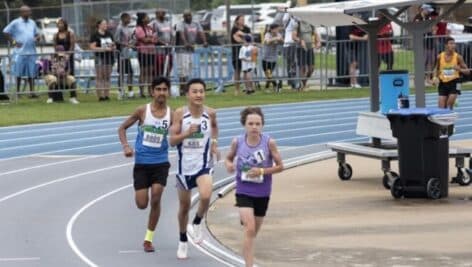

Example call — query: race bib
[241,171,264,183]
[182,132,205,153]
[443,67,455,78]
[240,156,264,184]
[142,126,166,148]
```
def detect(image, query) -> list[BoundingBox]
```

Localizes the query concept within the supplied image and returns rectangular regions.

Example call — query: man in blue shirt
[3,5,40,98]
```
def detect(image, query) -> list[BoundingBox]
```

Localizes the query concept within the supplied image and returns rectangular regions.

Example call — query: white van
[211,5,259,34]
[211,3,288,35]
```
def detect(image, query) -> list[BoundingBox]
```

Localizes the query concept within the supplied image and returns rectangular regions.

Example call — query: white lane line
[0,132,138,151]
[0,104,361,141]
[5,106,472,151]
[221,123,357,140]
[0,153,120,177]
[0,257,40,261]
[64,144,321,267]
[35,155,93,159]
[4,93,472,139]
[0,163,132,204]
[9,92,450,136]
[118,250,146,254]
[0,149,176,177]
[0,127,358,163]
[1,90,471,134]
[0,118,357,159]
[67,183,133,267]
[0,127,118,143]
[0,116,126,129]
[4,102,472,143]
[0,110,359,149]
[0,114,355,143]
[0,102,368,138]
[1,111,355,151]
[0,120,128,137]
[0,101,353,136]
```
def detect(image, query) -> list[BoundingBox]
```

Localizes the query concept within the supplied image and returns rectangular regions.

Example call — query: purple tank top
[235,133,273,197]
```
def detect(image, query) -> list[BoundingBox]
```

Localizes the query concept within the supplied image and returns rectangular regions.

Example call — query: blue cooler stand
[380,70,409,114]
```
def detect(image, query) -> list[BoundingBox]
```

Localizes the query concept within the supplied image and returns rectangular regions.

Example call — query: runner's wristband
[211,138,218,144]
[260,168,264,176]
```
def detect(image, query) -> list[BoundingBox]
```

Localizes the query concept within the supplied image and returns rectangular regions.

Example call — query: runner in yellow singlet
[433,37,470,109]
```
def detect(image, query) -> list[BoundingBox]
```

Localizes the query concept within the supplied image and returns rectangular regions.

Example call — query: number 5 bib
[142,126,166,148]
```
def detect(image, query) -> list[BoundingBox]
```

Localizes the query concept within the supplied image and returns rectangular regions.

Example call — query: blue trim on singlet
[177,143,183,175]
[202,113,209,119]
[183,113,191,119]
[202,138,210,170]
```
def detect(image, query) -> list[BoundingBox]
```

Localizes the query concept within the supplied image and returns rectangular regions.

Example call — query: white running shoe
[351,83,362,89]
[69,97,79,104]
[192,224,203,244]
[176,241,188,259]
[46,98,53,104]
[127,91,135,98]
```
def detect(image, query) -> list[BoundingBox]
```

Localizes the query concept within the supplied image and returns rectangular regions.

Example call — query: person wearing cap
[414,4,436,85]
[44,45,79,104]
[433,36,470,109]
[175,10,207,95]
[3,5,41,98]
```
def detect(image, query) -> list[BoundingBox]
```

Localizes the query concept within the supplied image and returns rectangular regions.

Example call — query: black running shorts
[235,193,270,217]
[133,162,170,190]
[438,79,460,96]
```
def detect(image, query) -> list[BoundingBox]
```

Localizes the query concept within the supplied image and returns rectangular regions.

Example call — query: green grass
[318,50,415,72]
[1,84,470,127]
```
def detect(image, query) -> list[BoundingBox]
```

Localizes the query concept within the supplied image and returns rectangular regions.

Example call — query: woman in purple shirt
[225,107,283,267]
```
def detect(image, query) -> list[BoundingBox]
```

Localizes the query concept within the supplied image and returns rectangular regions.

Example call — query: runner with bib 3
[169,78,220,259]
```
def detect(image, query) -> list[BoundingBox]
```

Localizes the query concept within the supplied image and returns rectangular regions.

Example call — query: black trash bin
[387,108,457,199]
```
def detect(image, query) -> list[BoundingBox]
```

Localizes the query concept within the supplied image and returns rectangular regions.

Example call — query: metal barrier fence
[0,34,471,102]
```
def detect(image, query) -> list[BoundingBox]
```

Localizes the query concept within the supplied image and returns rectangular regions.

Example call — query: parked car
[211,5,255,34]
[197,10,212,31]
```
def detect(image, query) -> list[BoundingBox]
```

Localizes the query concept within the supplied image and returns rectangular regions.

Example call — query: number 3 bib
[183,132,205,153]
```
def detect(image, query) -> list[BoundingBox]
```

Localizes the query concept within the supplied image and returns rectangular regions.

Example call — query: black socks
[192,214,202,225]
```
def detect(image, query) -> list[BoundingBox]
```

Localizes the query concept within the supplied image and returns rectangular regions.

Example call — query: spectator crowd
[0,3,469,103]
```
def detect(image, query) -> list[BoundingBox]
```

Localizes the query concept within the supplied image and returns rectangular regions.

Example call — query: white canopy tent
[289,0,470,115]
